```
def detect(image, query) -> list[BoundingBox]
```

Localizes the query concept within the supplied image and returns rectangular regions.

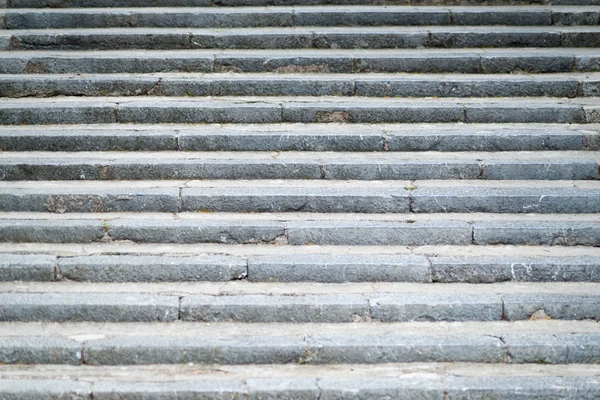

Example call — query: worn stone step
[2,48,599,74]
[1,96,599,125]
[0,320,598,365]
[0,284,598,322]
[3,26,600,51]
[1,180,599,213]
[4,0,600,8]
[2,72,599,98]
[1,365,599,400]
[2,123,598,152]
[0,212,598,246]
[3,249,600,283]
[2,6,599,29]
[1,151,597,180]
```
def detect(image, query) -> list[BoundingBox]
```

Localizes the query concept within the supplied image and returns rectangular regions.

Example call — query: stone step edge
[1,123,598,152]
[1,375,600,399]
[0,290,598,322]
[1,181,600,213]
[2,73,600,98]
[2,331,599,365]
[3,252,600,283]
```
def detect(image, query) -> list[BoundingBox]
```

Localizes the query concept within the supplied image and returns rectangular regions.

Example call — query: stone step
[2,48,598,74]
[2,72,599,98]
[0,212,598,246]
[1,151,598,180]
[3,249,600,283]
[1,320,598,365]
[4,0,600,8]
[1,123,598,152]
[0,281,598,322]
[2,364,600,399]
[3,26,600,51]
[1,96,599,125]
[2,6,599,29]
[1,180,599,214]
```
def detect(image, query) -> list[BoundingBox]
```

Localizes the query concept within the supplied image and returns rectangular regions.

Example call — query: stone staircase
[1,0,600,398]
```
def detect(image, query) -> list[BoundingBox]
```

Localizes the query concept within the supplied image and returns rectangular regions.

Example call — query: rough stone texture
[248,254,430,283]
[502,294,600,320]
[214,53,353,73]
[94,380,245,400]
[294,9,451,26]
[411,186,600,213]
[58,255,247,282]
[430,256,600,283]
[0,219,106,243]
[451,10,551,26]
[466,103,585,123]
[181,294,369,323]
[287,220,472,245]
[0,336,82,365]
[354,52,481,73]
[0,101,116,125]
[481,53,574,73]
[503,334,600,364]
[0,379,90,400]
[0,293,179,322]
[370,293,502,322]
[444,376,600,400]
[482,159,598,180]
[107,219,285,244]
[318,377,443,400]
[0,188,180,213]
[307,334,504,363]
[473,221,600,246]
[248,378,319,400]
[84,336,305,365]
[552,10,600,25]
[182,187,409,213]
[0,253,56,282]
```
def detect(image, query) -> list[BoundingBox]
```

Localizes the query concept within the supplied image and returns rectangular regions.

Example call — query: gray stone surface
[318,377,443,400]
[503,334,600,364]
[295,8,450,26]
[182,187,409,213]
[0,100,116,125]
[94,380,245,400]
[411,186,600,213]
[0,187,180,213]
[473,221,600,246]
[248,254,430,283]
[287,220,472,246]
[0,293,179,322]
[451,9,551,26]
[370,293,502,322]
[444,376,600,400]
[181,294,369,323]
[482,53,574,73]
[307,334,504,363]
[0,336,81,365]
[482,158,598,180]
[430,256,600,283]
[214,52,353,73]
[0,253,56,282]
[248,378,319,400]
[502,294,600,320]
[84,336,305,365]
[466,102,585,123]
[0,219,106,243]
[552,10,600,26]
[0,128,178,151]
[58,255,247,282]
[107,219,285,244]
[0,379,90,400]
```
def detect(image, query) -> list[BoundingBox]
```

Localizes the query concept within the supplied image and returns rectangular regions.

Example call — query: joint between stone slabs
[478,159,485,179]
[498,335,511,364]
[178,296,183,321]
[177,188,183,213]
[425,256,434,283]
[461,104,468,122]
[113,103,119,123]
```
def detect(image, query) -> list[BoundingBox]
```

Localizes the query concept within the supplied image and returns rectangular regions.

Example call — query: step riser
[0,102,598,124]
[3,9,599,29]
[1,219,598,246]
[5,0,600,7]
[5,30,600,51]
[4,254,600,283]
[1,292,598,323]
[3,333,598,365]
[2,377,599,400]
[2,76,598,98]
[2,53,598,74]
[2,188,600,213]
[2,126,595,152]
